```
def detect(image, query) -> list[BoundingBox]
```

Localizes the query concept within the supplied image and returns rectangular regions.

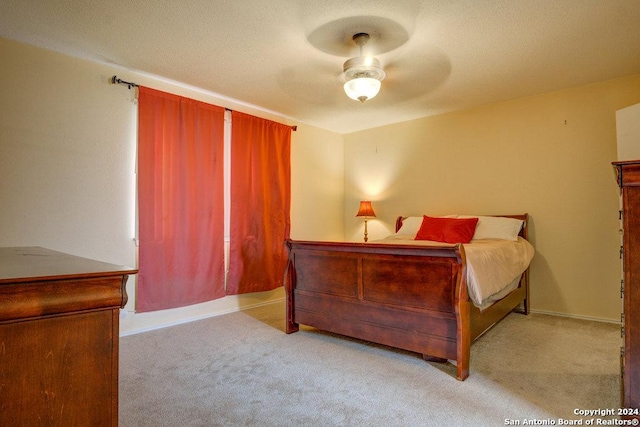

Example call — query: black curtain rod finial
[111,75,139,90]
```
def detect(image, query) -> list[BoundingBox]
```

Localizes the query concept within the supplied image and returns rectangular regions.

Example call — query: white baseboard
[119,288,285,336]
[529,308,619,324]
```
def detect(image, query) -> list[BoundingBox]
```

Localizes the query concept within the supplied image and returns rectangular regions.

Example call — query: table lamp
[356,201,376,242]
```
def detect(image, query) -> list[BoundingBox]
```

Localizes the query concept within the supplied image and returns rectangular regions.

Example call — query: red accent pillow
[415,215,479,243]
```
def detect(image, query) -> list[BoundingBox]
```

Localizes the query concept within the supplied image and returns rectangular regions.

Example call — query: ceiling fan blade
[307,16,410,57]
[379,47,452,102]
[277,61,345,106]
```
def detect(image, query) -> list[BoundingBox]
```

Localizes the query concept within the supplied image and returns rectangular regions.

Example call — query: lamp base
[363,218,369,242]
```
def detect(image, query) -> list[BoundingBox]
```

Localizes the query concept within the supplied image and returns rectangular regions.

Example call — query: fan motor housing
[343,56,386,81]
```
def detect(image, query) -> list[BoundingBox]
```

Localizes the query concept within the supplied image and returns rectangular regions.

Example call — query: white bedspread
[371,235,535,309]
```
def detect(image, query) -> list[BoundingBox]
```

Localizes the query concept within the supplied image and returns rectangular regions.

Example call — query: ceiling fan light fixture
[344,77,381,102]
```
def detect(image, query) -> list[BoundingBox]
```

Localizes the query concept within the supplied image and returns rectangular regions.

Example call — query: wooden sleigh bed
[284,214,531,381]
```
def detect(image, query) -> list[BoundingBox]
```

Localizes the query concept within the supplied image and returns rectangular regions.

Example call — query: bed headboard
[395,216,405,233]
[395,214,529,240]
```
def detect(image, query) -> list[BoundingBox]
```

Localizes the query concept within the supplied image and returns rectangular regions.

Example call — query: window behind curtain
[227,111,292,295]
[137,86,226,312]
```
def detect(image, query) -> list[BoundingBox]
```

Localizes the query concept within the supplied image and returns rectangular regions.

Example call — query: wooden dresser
[0,247,137,426]
[613,160,640,413]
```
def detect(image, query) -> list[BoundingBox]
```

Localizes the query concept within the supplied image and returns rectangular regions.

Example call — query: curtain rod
[110,75,297,131]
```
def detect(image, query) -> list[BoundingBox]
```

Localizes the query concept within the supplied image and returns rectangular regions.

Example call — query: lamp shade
[343,77,381,103]
[356,201,376,218]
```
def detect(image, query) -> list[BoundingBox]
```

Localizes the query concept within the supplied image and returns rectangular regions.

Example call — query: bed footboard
[284,240,471,380]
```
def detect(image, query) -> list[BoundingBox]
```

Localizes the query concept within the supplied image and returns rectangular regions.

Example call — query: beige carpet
[119,301,620,426]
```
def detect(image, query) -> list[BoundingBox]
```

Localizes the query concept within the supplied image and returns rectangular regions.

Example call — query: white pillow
[458,215,523,241]
[396,216,424,236]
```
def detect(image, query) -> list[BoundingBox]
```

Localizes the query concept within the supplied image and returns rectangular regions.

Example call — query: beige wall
[290,125,344,241]
[344,74,640,321]
[617,102,640,161]
[0,37,344,334]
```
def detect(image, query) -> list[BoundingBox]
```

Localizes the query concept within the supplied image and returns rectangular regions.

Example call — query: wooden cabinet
[613,160,640,412]
[0,247,136,426]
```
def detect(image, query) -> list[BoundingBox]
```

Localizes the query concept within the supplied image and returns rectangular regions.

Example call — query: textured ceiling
[1,0,639,134]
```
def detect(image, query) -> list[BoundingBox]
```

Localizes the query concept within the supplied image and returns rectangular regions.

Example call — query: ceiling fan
[278,16,451,107]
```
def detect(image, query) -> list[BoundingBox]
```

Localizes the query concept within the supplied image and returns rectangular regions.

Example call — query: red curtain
[137,86,225,312]
[227,111,292,295]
